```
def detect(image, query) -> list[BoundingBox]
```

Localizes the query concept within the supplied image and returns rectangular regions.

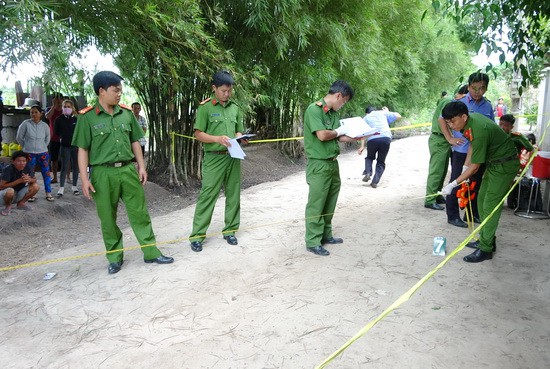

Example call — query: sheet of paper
[227,138,246,160]
[339,116,379,138]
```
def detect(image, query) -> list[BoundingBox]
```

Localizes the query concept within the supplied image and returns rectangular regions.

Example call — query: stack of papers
[339,117,379,138]
[227,134,256,159]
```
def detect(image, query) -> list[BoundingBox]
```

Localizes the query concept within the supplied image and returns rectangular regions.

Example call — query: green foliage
[0,85,16,106]
[0,0,93,95]
[0,0,476,181]
[434,0,550,88]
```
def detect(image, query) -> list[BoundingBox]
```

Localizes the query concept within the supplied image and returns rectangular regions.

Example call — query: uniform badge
[315,101,329,113]
[463,128,473,141]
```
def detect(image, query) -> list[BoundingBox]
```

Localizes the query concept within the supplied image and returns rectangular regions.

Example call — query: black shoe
[108,261,123,274]
[463,215,481,223]
[425,203,444,210]
[362,174,371,182]
[371,182,378,188]
[190,241,203,252]
[448,218,468,228]
[144,255,174,264]
[463,248,492,263]
[436,196,446,204]
[322,237,343,244]
[307,246,330,256]
[465,239,496,252]
[223,235,238,245]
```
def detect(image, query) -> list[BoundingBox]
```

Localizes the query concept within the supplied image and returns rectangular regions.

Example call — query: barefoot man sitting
[0,151,39,215]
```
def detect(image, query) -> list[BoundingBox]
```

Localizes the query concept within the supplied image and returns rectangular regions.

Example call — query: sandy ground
[1,135,549,369]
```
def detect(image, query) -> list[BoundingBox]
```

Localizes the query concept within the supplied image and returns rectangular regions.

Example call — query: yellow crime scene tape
[170,121,431,163]
[315,119,550,368]
[2,117,548,367]
[0,212,335,272]
[4,122,434,272]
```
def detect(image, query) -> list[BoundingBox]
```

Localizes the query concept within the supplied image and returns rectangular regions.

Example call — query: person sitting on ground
[0,151,39,215]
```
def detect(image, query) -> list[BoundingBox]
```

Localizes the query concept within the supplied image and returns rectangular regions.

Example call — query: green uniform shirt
[194,96,244,152]
[464,113,517,165]
[72,103,143,166]
[509,132,534,154]
[431,97,452,134]
[303,99,340,159]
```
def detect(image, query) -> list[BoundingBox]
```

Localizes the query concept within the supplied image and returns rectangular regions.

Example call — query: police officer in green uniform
[424,95,453,210]
[424,85,469,210]
[440,101,519,263]
[304,80,361,256]
[189,71,246,252]
[72,71,174,274]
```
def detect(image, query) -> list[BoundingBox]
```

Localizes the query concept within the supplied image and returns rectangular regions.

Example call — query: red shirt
[48,108,62,142]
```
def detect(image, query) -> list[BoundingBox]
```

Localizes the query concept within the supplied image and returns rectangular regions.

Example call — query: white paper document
[227,138,247,160]
[339,116,379,138]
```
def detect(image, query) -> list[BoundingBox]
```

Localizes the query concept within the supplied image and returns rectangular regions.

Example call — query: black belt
[489,154,517,165]
[312,157,337,161]
[207,151,229,155]
[99,161,133,167]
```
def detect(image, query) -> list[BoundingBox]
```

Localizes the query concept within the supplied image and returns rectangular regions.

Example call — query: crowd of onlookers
[0,93,148,216]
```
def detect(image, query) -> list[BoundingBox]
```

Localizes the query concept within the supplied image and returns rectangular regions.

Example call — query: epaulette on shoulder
[315,101,323,107]
[119,103,132,111]
[79,106,94,115]
[199,98,212,105]
[511,132,521,136]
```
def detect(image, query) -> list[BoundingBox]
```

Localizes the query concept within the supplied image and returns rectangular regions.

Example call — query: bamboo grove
[2,0,546,184]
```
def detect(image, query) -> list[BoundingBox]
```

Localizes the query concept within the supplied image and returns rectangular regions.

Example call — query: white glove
[440,180,458,196]
[335,125,348,137]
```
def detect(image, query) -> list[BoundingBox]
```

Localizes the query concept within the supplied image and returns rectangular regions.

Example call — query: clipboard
[236,133,256,141]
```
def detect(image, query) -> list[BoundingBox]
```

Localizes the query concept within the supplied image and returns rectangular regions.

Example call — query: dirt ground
[0,143,306,267]
[1,135,549,369]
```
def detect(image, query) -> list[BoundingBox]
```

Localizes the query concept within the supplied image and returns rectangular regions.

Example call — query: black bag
[515,177,544,212]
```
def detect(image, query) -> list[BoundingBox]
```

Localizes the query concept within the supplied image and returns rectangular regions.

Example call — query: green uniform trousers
[91,164,161,263]
[305,159,341,247]
[425,133,451,205]
[477,160,519,252]
[190,153,241,242]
